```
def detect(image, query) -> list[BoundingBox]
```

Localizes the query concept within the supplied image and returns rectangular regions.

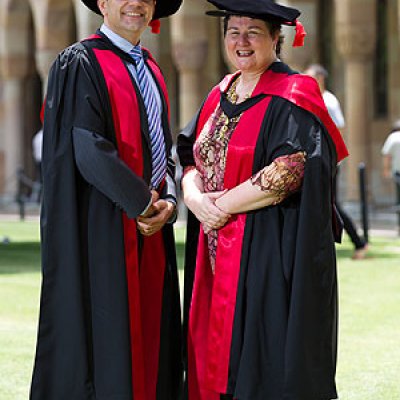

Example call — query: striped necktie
[130,46,166,189]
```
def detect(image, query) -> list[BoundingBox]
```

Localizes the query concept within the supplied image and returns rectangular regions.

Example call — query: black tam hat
[81,0,182,21]
[206,0,306,46]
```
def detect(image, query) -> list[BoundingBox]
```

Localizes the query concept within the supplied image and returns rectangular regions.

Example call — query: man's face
[98,0,156,44]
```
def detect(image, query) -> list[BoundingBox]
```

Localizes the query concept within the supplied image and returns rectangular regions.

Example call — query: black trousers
[334,167,366,249]
[335,202,366,249]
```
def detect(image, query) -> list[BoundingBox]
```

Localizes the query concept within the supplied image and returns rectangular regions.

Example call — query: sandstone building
[0,0,399,205]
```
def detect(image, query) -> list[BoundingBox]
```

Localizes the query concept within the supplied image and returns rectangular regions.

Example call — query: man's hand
[137,198,175,236]
[140,190,159,218]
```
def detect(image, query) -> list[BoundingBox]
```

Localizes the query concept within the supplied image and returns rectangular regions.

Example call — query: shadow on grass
[2,238,397,275]
[0,242,41,274]
[336,248,400,260]
[176,241,185,270]
[1,240,187,274]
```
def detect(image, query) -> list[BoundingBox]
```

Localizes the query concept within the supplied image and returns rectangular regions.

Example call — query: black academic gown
[178,62,345,400]
[30,33,182,400]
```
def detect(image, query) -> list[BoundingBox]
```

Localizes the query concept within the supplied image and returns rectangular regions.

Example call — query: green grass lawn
[336,237,400,399]
[1,219,399,399]
[0,221,41,400]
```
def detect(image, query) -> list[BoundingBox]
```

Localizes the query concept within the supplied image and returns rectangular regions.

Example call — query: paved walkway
[1,203,399,238]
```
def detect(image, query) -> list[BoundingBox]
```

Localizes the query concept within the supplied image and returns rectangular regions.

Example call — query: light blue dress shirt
[100,24,162,112]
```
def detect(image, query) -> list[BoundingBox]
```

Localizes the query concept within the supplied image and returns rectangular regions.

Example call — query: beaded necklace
[217,77,250,140]
[227,76,252,104]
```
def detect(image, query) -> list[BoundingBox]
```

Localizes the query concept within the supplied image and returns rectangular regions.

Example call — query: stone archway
[335,0,377,200]
[22,6,42,182]
[0,0,78,197]
[0,0,36,197]
[34,0,77,91]
[73,0,102,40]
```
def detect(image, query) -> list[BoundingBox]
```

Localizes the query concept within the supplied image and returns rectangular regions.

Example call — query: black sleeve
[160,154,178,224]
[44,44,151,218]
[177,107,202,168]
[72,127,151,219]
[161,154,177,203]
[261,98,307,163]
[257,97,336,167]
[254,96,341,241]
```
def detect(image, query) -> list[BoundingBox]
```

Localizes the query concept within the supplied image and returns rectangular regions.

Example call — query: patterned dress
[192,77,306,271]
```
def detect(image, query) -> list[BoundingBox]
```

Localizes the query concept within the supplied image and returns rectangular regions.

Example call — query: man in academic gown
[30,1,182,399]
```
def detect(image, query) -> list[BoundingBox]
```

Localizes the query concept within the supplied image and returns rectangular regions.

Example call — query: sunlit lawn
[0,220,41,400]
[0,219,399,399]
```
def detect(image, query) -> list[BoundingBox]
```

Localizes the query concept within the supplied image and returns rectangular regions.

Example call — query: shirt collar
[100,24,141,54]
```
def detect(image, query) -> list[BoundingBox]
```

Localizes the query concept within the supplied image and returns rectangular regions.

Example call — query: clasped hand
[186,191,231,234]
[137,190,175,236]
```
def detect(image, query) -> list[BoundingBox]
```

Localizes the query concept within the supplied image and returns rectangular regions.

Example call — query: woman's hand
[181,167,231,231]
[185,190,231,232]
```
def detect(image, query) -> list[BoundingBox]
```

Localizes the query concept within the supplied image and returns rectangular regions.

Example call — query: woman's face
[224,16,279,74]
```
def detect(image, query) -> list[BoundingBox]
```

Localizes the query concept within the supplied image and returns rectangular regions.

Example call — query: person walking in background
[305,64,368,260]
[31,127,44,203]
[305,64,345,129]
[32,128,43,183]
[30,0,183,399]
[178,1,348,398]
[382,119,400,232]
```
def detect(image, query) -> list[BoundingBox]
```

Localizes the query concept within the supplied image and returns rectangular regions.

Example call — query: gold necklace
[227,77,240,104]
[232,76,258,104]
[217,79,242,140]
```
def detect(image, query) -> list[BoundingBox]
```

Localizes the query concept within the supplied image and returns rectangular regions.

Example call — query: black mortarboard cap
[206,0,300,25]
[81,0,182,21]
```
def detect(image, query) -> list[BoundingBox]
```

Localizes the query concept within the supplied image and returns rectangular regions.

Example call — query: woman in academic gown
[177,0,348,399]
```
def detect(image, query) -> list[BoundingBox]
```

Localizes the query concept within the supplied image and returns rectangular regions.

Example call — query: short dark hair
[223,15,283,57]
[305,64,329,79]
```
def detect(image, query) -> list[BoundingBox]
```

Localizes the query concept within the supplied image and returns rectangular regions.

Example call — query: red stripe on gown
[93,48,166,400]
[140,232,166,400]
[188,84,272,397]
[141,53,170,400]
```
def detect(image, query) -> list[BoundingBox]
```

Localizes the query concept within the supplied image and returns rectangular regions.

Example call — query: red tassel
[292,20,306,47]
[40,99,45,124]
[149,20,161,34]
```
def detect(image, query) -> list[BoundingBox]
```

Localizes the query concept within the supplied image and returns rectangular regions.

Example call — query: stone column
[170,0,208,127]
[335,0,376,200]
[0,82,6,195]
[0,2,31,196]
[141,29,161,59]
[35,0,79,93]
[74,0,103,40]
[279,0,318,72]
[2,79,24,196]
[35,49,59,94]
[398,0,400,37]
